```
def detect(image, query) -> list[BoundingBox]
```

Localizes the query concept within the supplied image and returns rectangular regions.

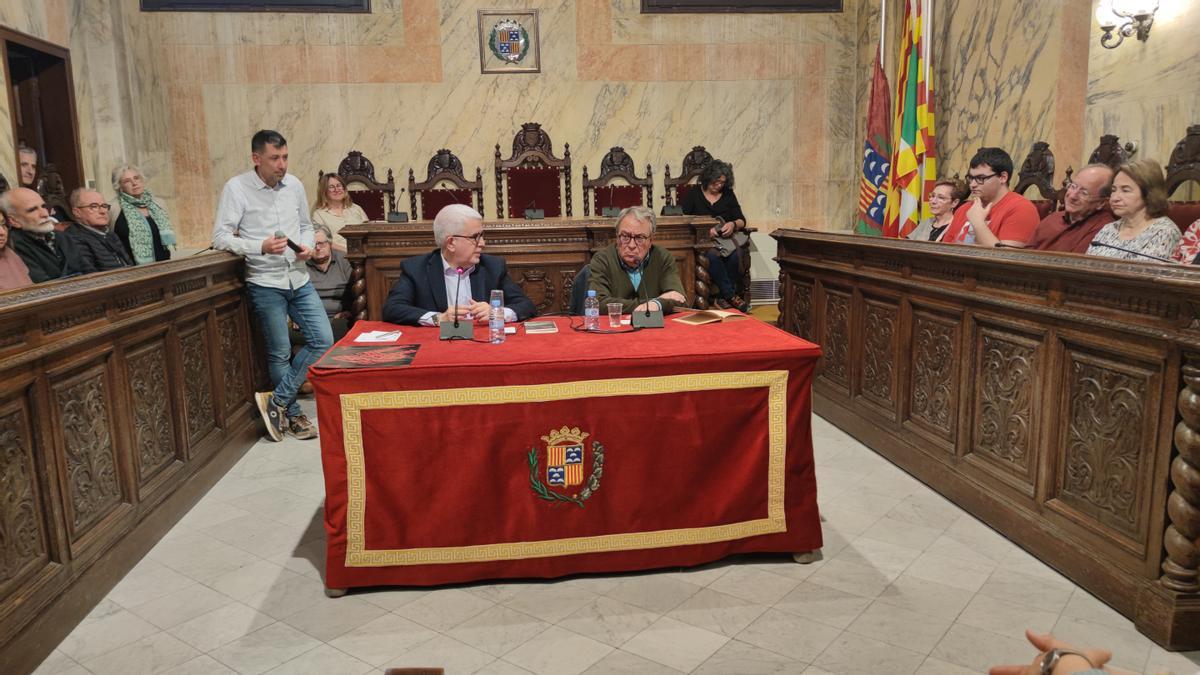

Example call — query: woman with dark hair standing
[681,160,750,311]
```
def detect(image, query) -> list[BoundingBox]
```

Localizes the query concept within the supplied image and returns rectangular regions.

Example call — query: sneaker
[287,414,318,440]
[714,297,734,310]
[730,295,752,313]
[255,391,285,442]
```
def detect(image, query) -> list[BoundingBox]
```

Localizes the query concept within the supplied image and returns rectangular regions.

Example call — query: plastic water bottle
[584,290,600,331]
[962,222,976,244]
[489,299,505,344]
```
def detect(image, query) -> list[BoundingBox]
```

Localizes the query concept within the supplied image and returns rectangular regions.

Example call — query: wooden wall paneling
[122,329,184,506]
[819,285,852,394]
[904,302,963,453]
[857,292,901,420]
[963,316,1045,501]
[1048,340,1162,564]
[176,314,217,455]
[216,302,252,422]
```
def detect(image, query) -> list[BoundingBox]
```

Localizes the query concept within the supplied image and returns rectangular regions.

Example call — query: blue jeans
[246,281,333,418]
[706,249,741,299]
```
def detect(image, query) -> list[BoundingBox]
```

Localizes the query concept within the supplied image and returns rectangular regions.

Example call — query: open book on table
[672,309,750,326]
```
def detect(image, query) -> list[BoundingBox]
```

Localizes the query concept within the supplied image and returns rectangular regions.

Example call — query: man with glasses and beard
[1,187,83,282]
[943,147,1041,247]
[382,203,535,326]
[589,205,687,314]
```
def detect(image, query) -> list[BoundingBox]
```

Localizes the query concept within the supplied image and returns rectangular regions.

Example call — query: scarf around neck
[118,189,175,264]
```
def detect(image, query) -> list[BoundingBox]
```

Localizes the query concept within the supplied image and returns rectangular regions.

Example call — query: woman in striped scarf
[109,164,176,264]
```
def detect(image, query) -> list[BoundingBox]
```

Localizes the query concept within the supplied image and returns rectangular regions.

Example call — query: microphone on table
[274,230,303,253]
[631,281,664,329]
[440,266,473,340]
[1088,241,1175,263]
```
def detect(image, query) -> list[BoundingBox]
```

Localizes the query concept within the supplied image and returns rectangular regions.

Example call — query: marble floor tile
[393,587,497,632]
[1051,615,1156,672]
[665,587,770,637]
[357,587,430,612]
[557,596,661,648]
[32,650,85,675]
[208,622,322,675]
[912,656,980,674]
[886,493,964,531]
[1144,645,1200,675]
[446,604,550,657]
[327,613,439,667]
[773,581,872,630]
[128,583,236,630]
[175,499,253,531]
[502,583,599,623]
[956,592,1060,640]
[807,557,897,598]
[82,632,201,675]
[261,644,374,675]
[976,568,1075,614]
[581,649,686,674]
[243,571,337,620]
[692,638,810,674]
[930,623,1033,673]
[148,531,263,584]
[281,596,389,642]
[902,550,995,593]
[844,601,953,654]
[107,560,198,609]
[167,602,276,653]
[1060,588,1136,631]
[58,607,161,663]
[503,625,614,675]
[476,659,535,675]
[860,516,945,551]
[619,616,729,672]
[874,575,973,623]
[160,655,238,675]
[833,536,923,577]
[604,574,704,614]
[384,634,495,674]
[813,631,926,675]
[818,505,881,538]
[209,559,299,600]
[706,565,801,605]
[735,608,842,662]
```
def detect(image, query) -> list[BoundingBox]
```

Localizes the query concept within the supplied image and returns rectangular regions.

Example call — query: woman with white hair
[109,164,176,264]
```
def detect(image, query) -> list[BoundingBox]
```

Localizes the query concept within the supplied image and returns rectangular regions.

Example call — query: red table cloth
[311,315,823,590]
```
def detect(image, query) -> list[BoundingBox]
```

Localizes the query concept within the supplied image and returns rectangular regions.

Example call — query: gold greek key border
[340,370,788,567]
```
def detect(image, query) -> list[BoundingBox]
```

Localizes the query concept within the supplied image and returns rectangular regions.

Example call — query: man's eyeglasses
[449,232,485,245]
[617,232,651,246]
[966,172,998,185]
[79,203,111,211]
[1065,181,1095,199]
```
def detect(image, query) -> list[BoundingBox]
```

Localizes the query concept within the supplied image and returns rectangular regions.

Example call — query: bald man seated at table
[382,204,535,326]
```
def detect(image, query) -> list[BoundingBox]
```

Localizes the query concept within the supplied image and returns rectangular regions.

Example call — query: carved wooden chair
[35,163,70,218]
[581,146,653,217]
[1089,134,1134,171]
[0,172,9,194]
[1166,124,1200,233]
[662,146,714,208]
[327,150,397,222]
[495,122,572,219]
[408,149,484,220]
[1013,141,1060,219]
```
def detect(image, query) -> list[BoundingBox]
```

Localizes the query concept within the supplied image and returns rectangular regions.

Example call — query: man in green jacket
[589,205,687,313]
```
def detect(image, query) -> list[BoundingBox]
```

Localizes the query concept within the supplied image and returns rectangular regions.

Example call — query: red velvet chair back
[418,188,476,221]
[347,188,388,222]
[494,123,572,219]
[1169,202,1200,232]
[408,149,484,220]
[592,185,645,214]
[663,146,714,208]
[1166,125,1200,232]
[506,166,563,218]
[582,146,653,216]
[327,151,396,222]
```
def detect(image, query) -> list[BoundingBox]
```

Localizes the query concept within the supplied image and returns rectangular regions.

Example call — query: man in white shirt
[212,130,333,442]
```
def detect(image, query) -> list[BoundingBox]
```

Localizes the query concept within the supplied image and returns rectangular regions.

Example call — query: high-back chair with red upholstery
[328,150,396,222]
[662,146,714,208]
[1013,141,1061,219]
[408,149,484,221]
[1166,124,1200,233]
[581,146,653,217]
[494,122,571,219]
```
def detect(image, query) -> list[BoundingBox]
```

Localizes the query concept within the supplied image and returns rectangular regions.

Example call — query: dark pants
[706,249,742,299]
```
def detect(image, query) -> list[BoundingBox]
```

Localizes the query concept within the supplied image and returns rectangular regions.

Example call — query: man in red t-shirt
[1024,164,1116,254]
[943,147,1041,247]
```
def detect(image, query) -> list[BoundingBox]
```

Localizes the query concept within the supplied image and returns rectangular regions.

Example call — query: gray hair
[111,164,145,193]
[0,190,13,220]
[69,187,92,208]
[313,224,334,241]
[615,205,656,234]
[18,146,36,161]
[433,203,483,247]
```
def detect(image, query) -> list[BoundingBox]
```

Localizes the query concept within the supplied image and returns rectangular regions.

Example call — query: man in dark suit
[2,187,83,283]
[65,188,133,273]
[382,203,535,326]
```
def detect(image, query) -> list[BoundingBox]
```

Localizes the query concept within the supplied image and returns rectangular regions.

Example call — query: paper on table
[354,330,403,343]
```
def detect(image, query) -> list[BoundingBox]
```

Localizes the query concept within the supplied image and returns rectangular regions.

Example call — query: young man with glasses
[588,205,687,314]
[212,129,332,443]
[65,188,133,273]
[382,203,535,326]
[943,147,1041,247]
[1024,164,1116,253]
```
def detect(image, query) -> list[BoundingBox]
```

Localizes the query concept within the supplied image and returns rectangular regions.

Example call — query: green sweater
[588,244,686,313]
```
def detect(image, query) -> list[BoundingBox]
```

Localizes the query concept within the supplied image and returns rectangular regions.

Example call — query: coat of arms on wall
[478,9,541,74]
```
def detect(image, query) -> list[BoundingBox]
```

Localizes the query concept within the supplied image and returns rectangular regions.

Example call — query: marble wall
[1086,0,1200,197]
[67,0,874,278]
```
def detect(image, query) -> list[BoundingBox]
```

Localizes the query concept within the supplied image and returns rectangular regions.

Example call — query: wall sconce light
[1096,0,1159,49]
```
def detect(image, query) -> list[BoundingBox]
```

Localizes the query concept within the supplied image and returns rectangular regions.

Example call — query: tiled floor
[35,405,1200,675]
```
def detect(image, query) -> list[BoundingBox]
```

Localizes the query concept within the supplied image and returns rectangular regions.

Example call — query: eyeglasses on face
[327,182,345,191]
[449,232,485,244]
[79,203,111,211]
[966,172,999,185]
[617,232,651,245]
[119,176,143,186]
[1065,181,1095,199]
